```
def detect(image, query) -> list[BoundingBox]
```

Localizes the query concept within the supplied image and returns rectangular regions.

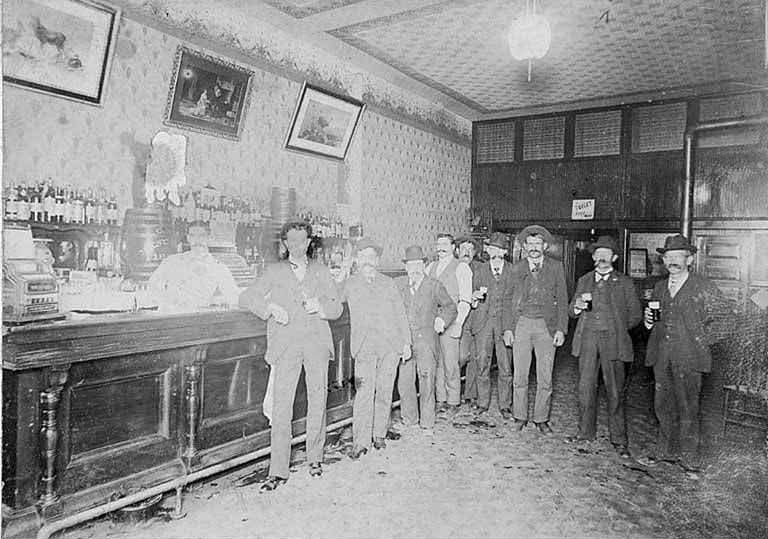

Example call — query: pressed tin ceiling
[118,0,767,119]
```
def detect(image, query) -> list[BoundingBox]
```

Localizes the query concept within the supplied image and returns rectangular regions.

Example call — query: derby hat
[656,234,697,254]
[518,224,553,245]
[402,245,428,262]
[484,231,510,250]
[356,237,383,256]
[588,235,619,253]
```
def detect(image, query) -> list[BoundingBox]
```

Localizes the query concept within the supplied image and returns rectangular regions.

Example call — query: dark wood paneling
[695,146,768,219]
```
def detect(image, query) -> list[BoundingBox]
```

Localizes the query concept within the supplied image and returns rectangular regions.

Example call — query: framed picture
[164,46,254,140]
[2,0,120,105]
[284,83,365,160]
[628,248,648,279]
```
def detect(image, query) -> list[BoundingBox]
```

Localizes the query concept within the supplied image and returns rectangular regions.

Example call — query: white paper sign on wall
[572,199,595,220]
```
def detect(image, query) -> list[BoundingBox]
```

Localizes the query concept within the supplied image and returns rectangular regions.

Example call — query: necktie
[595,272,610,282]
[531,263,540,274]
[409,281,417,295]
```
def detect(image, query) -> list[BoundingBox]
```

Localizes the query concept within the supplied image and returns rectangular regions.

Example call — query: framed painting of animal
[164,46,254,141]
[284,82,365,160]
[2,0,121,106]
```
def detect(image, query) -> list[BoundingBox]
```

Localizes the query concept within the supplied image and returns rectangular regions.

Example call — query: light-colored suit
[239,260,342,478]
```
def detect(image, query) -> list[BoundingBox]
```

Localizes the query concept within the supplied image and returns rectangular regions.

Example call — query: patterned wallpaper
[3,17,471,267]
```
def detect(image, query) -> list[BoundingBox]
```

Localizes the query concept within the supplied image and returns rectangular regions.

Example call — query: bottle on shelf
[84,188,95,224]
[106,194,118,226]
[5,181,19,220]
[16,182,31,222]
[43,180,56,223]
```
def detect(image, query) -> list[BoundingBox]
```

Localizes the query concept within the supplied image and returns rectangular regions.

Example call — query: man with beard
[426,233,473,415]
[470,232,516,417]
[640,234,732,472]
[505,225,568,433]
[568,236,641,457]
[239,220,342,491]
[344,238,411,457]
[455,236,484,407]
[395,245,457,434]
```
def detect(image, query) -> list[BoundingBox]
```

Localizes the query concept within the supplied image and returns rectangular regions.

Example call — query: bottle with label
[95,188,106,225]
[16,182,31,222]
[5,181,19,220]
[62,185,73,223]
[106,194,118,225]
[43,180,56,223]
[72,189,85,224]
[84,189,95,224]
[29,182,43,222]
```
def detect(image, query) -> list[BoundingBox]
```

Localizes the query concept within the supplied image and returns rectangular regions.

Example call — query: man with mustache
[344,238,411,458]
[567,236,642,457]
[395,245,457,434]
[426,233,473,416]
[641,234,732,472]
[455,236,484,407]
[469,232,516,417]
[239,220,342,491]
[505,225,568,433]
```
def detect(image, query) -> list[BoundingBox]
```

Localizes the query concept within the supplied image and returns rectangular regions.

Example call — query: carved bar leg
[183,348,205,462]
[169,485,187,520]
[39,367,69,507]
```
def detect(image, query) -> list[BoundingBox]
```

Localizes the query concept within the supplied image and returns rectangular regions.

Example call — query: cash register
[2,222,61,323]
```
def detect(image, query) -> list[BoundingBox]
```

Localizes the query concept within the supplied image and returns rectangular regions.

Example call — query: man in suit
[470,232,516,417]
[239,220,342,491]
[395,245,457,434]
[641,234,732,472]
[568,236,642,456]
[455,236,484,407]
[504,225,568,433]
[344,238,411,458]
[426,233,473,415]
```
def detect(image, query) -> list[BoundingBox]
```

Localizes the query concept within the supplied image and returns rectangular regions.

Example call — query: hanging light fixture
[508,0,551,82]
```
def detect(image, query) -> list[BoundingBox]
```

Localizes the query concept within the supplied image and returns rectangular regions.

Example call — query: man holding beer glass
[568,236,641,457]
[640,234,732,472]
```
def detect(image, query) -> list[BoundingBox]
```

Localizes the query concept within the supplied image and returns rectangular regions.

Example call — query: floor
[60,350,768,539]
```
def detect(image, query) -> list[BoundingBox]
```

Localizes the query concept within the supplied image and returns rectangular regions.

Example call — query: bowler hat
[356,237,383,256]
[657,234,697,254]
[518,224,553,245]
[402,245,428,262]
[589,235,619,253]
[484,232,510,250]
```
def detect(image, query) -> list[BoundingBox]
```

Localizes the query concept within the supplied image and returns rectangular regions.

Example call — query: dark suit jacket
[645,273,733,373]
[239,260,342,365]
[470,261,515,335]
[569,270,642,362]
[395,275,457,346]
[507,256,569,336]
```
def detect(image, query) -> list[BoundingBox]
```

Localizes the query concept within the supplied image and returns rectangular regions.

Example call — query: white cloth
[595,271,612,282]
[263,367,275,425]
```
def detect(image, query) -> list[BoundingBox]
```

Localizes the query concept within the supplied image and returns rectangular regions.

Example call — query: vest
[658,287,697,363]
[584,278,612,331]
[429,257,460,305]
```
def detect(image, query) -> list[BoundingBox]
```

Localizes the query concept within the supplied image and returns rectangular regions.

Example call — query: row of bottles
[4,181,119,225]
[296,209,349,239]
[163,186,267,225]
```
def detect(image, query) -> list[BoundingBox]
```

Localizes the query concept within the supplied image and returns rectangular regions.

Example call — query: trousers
[398,339,438,428]
[476,324,512,410]
[435,333,461,405]
[460,328,478,401]
[268,344,329,478]
[352,348,399,448]
[653,353,703,461]
[577,329,627,445]
[512,316,555,423]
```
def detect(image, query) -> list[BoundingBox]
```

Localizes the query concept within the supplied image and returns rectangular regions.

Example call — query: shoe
[613,444,631,458]
[308,463,323,477]
[636,455,678,467]
[535,421,553,434]
[436,402,448,414]
[385,429,401,441]
[564,435,591,444]
[678,459,703,473]
[373,437,387,450]
[259,476,287,492]
[475,406,489,414]
[513,419,527,431]
[348,446,368,460]
[499,408,514,420]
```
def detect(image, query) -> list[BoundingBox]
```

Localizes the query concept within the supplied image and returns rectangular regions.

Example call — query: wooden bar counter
[2,307,353,538]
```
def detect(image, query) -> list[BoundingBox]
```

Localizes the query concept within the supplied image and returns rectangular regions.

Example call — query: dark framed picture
[164,46,254,140]
[284,82,365,160]
[2,0,121,106]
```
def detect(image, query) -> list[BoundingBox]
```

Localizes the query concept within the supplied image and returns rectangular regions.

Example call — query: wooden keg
[120,206,175,281]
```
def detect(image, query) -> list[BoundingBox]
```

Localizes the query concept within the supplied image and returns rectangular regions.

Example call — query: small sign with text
[572,199,595,220]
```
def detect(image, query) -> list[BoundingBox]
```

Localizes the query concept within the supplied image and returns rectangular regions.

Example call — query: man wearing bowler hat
[568,235,642,456]
[641,234,732,472]
[395,246,457,434]
[469,232,516,417]
[505,225,568,433]
[344,238,411,458]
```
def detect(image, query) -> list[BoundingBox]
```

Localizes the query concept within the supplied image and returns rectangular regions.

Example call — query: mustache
[667,263,682,270]
[594,259,611,266]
